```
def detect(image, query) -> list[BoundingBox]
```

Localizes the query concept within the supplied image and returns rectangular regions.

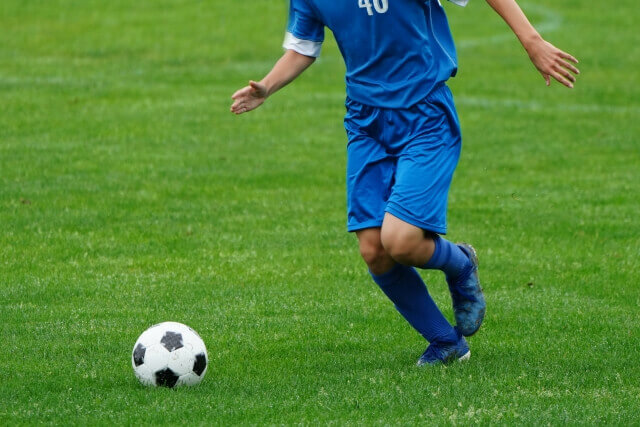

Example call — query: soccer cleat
[416,332,470,366]
[448,243,486,337]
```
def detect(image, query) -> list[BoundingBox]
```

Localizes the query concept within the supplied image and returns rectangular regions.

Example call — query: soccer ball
[132,321,208,388]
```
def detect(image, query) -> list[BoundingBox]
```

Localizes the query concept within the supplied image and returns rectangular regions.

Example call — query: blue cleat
[448,243,486,337]
[417,331,470,366]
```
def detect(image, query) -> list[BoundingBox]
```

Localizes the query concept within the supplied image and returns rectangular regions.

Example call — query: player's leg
[381,213,485,336]
[356,228,462,350]
[379,213,435,267]
[381,84,485,338]
[356,227,395,275]
[345,98,464,363]
[381,213,472,284]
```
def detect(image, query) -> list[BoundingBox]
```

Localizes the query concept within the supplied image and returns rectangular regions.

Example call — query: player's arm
[230,50,315,115]
[485,0,579,88]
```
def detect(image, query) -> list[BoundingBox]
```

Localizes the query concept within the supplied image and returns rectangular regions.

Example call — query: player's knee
[359,239,387,269]
[380,225,422,264]
[383,240,417,265]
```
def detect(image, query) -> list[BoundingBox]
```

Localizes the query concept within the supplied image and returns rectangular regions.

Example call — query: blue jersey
[285,0,465,109]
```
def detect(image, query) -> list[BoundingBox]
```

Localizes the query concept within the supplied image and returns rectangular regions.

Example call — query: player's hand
[230,81,268,115]
[525,38,579,89]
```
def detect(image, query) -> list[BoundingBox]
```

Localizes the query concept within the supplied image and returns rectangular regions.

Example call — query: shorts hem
[347,219,384,233]
[385,203,447,235]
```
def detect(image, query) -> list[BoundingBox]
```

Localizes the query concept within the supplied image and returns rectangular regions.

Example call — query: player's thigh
[385,89,462,234]
[346,134,395,232]
[380,212,424,249]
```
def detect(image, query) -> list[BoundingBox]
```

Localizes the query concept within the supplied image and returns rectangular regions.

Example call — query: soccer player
[230,0,579,365]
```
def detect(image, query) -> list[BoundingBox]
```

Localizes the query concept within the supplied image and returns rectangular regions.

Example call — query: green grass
[1,0,639,424]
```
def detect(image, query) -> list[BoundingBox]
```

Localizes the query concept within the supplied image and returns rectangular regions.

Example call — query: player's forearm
[485,0,542,50]
[261,50,316,98]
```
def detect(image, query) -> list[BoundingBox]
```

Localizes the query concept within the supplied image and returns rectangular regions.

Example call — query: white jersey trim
[283,32,323,58]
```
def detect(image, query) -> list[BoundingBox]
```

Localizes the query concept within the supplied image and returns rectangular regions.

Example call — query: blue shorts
[344,84,461,234]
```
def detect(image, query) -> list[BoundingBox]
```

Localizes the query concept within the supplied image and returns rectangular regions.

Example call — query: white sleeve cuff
[283,32,322,58]
[448,0,469,6]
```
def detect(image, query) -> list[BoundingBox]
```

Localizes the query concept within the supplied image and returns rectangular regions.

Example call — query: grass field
[1,0,639,424]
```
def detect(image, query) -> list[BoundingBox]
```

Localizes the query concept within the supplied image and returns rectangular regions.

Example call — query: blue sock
[423,235,472,283]
[370,264,458,344]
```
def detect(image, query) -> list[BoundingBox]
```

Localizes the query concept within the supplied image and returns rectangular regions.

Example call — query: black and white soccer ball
[132,322,208,388]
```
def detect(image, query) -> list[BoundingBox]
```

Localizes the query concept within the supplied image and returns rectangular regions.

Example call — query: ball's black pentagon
[193,353,207,376]
[155,368,180,388]
[160,331,184,352]
[133,343,146,367]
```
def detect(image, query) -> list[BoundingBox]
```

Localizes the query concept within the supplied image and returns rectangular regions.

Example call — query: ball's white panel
[181,330,197,349]
[177,372,203,387]
[143,344,170,372]
[181,329,208,357]
[136,325,166,347]
[167,347,196,376]
[194,339,208,357]
[133,364,156,387]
